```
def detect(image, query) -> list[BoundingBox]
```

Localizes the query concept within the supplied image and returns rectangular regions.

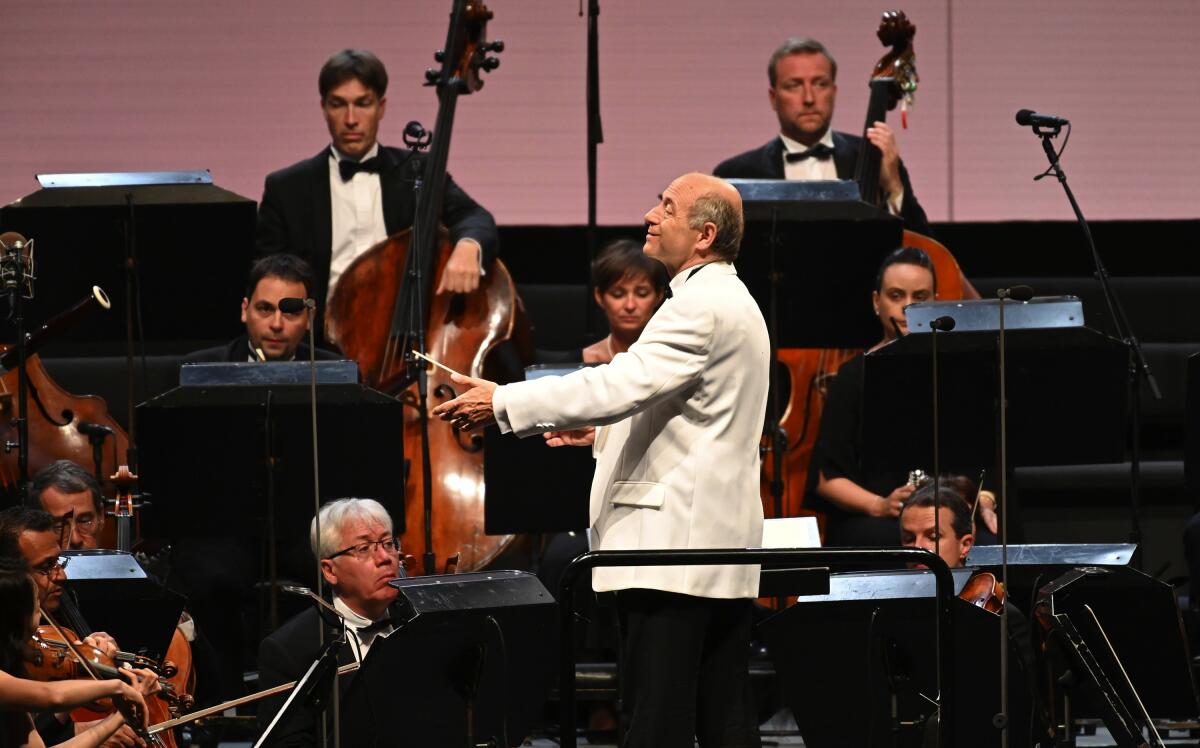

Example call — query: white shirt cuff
[492,385,513,434]
[886,188,905,218]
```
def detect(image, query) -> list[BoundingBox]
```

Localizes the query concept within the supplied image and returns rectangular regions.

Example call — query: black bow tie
[338,156,383,182]
[785,144,835,163]
[358,617,392,636]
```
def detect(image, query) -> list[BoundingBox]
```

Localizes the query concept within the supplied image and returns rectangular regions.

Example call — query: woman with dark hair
[581,239,670,364]
[0,561,155,748]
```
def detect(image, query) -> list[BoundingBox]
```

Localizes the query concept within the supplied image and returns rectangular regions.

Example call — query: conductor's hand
[435,240,483,295]
[431,372,497,432]
[544,428,595,448]
[871,484,913,518]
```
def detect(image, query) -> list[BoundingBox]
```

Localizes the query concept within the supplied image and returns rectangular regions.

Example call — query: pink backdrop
[3,1,1198,225]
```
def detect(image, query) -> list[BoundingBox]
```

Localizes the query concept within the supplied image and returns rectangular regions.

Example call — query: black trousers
[616,588,760,748]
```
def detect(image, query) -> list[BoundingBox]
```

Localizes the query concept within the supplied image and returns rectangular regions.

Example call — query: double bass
[325,1,529,574]
[761,10,978,533]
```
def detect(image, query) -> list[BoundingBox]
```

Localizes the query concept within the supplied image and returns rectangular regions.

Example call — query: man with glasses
[256,497,402,746]
[27,459,106,551]
[0,505,142,747]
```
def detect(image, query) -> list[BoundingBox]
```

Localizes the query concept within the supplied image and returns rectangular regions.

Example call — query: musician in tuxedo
[182,254,339,366]
[713,37,931,235]
[434,172,770,747]
[256,498,402,748]
[255,48,498,340]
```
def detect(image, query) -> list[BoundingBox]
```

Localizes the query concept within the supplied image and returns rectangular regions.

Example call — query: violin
[958,570,1007,614]
[23,623,158,744]
[24,625,192,714]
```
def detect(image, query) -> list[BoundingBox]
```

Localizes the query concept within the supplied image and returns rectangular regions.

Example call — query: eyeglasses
[325,537,400,561]
[32,556,69,577]
[52,511,99,539]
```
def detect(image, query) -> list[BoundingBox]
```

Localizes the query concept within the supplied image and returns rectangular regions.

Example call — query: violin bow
[146,662,361,735]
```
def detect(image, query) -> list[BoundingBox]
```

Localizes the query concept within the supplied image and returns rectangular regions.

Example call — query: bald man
[435,173,770,747]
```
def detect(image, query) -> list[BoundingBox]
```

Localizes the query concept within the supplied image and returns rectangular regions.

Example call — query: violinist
[255,48,498,342]
[0,559,159,748]
[256,498,402,747]
[713,37,930,234]
[182,254,340,365]
[0,517,152,748]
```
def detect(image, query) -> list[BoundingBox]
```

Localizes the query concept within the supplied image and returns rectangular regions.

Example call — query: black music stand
[483,364,597,535]
[759,568,1037,748]
[340,571,557,747]
[860,327,1130,471]
[0,171,253,352]
[60,550,185,663]
[1037,566,1199,732]
[135,375,404,629]
[729,178,901,349]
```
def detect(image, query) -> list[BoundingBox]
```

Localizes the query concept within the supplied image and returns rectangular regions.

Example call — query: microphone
[0,232,27,251]
[76,422,114,438]
[278,297,316,314]
[929,316,956,332]
[997,285,1035,302]
[1015,109,1069,128]
[282,584,345,624]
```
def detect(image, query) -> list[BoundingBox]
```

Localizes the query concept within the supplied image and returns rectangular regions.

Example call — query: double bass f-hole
[434,383,484,452]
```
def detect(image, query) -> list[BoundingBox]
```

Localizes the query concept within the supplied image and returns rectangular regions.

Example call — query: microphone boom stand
[1029,123,1160,556]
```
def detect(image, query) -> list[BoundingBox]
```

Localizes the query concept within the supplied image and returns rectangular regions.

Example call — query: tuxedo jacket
[494,262,771,599]
[181,334,342,367]
[256,607,356,748]
[713,133,932,236]
[254,145,500,307]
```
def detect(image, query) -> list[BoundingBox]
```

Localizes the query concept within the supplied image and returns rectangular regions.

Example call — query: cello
[0,284,131,528]
[325,1,529,574]
[761,10,978,536]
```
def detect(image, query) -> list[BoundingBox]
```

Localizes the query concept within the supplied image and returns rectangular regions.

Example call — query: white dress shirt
[333,595,393,662]
[327,144,388,302]
[779,130,904,217]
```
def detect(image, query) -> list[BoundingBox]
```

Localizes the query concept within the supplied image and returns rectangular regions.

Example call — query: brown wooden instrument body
[0,351,130,528]
[326,229,527,572]
[957,570,1006,614]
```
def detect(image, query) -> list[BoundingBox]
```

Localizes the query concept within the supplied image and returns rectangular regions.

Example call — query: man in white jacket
[435,172,770,747]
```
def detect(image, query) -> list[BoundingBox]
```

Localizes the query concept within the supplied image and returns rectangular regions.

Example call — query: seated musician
[898,483,1047,741]
[805,247,937,546]
[804,247,1002,548]
[713,37,931,234]
[183,253,339,366]
[26,462,105,553]
[0,557,159,748]
[0,508,145,748]
[580,239,670,363]
[255,48,498,345]
[256,498,401,748]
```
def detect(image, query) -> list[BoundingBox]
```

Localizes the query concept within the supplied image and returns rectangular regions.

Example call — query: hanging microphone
[278,297,316,314]
[997,285,1035,302]
[1015,109,1069,128]
[929,316,956,332]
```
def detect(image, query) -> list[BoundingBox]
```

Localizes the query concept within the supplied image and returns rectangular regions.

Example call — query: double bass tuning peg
[481,57,500,72]
[484,40,504,54]
[434,49,445,63]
